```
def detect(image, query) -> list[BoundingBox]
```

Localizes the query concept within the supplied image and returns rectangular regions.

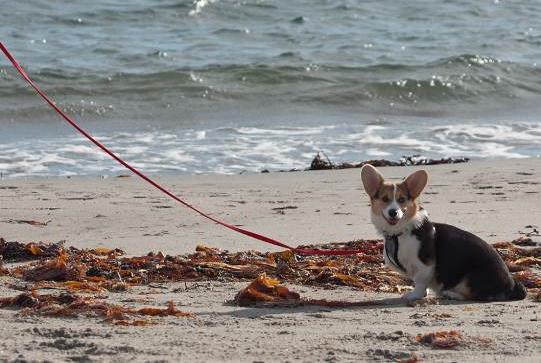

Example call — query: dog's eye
[382,196,390,203]
[397,197,406,203]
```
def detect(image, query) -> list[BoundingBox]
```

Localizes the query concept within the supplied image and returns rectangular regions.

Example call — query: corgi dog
[360,164,527,302]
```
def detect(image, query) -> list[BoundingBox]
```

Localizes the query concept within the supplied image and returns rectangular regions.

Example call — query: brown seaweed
[0,233,538,330]
[0,235,539,309]
[21,251,86,282]
[307,152,469,171]
[0,291,192,324]
[0,238,65,262]
[416,330,463,349]
[512,270,541,289]
[234,274,401,308]
[5,238,410,293]
[5,219,51,226]
[415,330,492,350]
[234,273,300,307]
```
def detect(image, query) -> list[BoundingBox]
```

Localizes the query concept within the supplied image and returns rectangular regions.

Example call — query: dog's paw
[401,290,426,302]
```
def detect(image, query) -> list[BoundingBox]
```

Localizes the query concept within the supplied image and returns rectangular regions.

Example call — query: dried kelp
[0,238,64,262]
[136,301,191,317]
[492,240,541,290]
[512,270,541,289]
[513,257,541,267]
[307,153,469,171]
[234,273,400,308]
[234,273,300,307]
[0,236,539,300]
[21,251,86,282]
[510,236,539,247]
[30,280,129,293]
[0,291,191,324]
[416,331,463,349]
[3,238,409,294]
[5,219,51,227]
[0,234,534,330]
[415,330,492,350]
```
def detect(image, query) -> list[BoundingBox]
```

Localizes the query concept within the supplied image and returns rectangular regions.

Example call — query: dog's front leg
[401,266,433,301]
[402,282,427,301]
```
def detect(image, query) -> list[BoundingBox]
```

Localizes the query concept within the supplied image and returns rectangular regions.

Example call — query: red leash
[0,42,366,256]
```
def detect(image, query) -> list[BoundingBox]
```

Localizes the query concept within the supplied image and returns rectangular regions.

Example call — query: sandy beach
[0,158,540,362]
[3,1,541,361]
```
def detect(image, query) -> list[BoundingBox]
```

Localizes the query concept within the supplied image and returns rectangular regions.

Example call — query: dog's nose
[388,209,398,218]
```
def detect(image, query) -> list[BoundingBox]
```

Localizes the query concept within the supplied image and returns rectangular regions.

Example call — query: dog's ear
[361,164,384,198]
[403,170,428,199]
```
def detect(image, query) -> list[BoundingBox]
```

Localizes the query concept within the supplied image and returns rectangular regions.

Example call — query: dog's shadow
[199,297,479,319]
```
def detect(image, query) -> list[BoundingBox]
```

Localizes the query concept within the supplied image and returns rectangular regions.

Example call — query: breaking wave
[1,122,539,178]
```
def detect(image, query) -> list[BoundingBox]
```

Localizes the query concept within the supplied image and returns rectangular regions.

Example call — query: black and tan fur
[361,164,526,301]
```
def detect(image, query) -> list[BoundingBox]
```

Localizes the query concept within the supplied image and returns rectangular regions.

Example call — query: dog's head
[361,164,428,233]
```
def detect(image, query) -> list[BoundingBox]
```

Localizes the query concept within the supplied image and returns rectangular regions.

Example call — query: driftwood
[308,153,469,171]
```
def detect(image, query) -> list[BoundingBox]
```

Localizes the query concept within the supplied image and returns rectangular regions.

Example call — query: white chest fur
[398,233,424,277]
[384,232,426,279]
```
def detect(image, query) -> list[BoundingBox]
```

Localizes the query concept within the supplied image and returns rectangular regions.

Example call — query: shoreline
[2,119,539,177]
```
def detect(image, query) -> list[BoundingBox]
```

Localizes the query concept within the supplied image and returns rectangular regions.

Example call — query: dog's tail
[508,279,527,300]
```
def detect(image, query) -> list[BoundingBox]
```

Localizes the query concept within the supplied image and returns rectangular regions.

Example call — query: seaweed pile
[415,330,464,349]
[0,291,191,326]
[307,153,469,171]
[414,330,492,350]
[0,236,539,296]
[0,235,539,323]
[0,238,406,293]
[235,273,301,307]
[492,237,541,292]
[234,273,396,308]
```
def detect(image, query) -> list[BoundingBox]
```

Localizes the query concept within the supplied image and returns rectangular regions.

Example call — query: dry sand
[0,158,540,362]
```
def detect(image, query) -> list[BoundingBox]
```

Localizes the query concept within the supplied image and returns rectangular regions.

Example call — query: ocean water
[1,0,541,177]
